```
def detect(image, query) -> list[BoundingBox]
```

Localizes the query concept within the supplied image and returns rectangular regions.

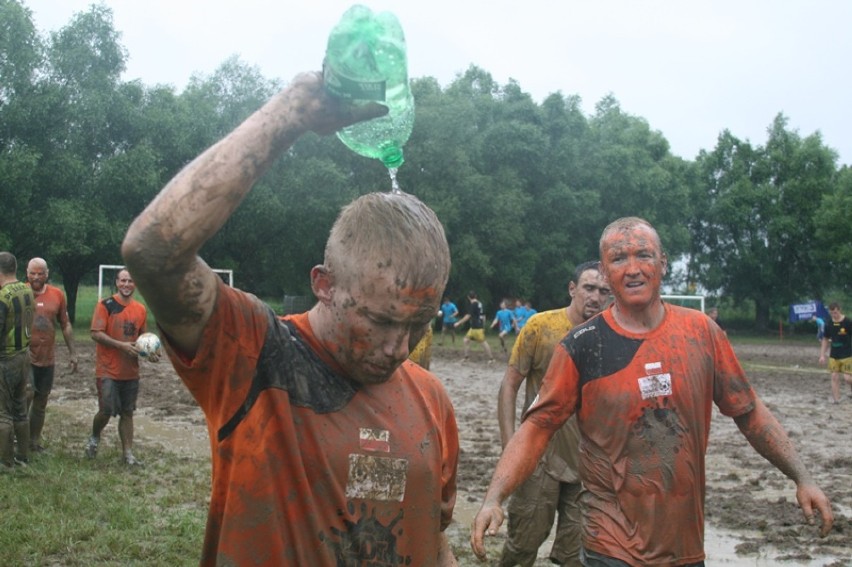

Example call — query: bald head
[27,257,50,292]
[28,257,48,272]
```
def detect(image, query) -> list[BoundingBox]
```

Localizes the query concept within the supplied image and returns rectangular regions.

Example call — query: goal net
[661,294,705,312]
[98,264,234,299]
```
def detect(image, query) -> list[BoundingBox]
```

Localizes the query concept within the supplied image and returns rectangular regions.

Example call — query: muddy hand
[797,483,834,537]
[469,502,504,561]
[289,72,388,136]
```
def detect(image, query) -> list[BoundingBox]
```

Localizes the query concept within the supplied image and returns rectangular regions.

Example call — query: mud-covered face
[601,225,667,311]
[328,270,441,385]
[569,269,610,322]
[27,264,48,292]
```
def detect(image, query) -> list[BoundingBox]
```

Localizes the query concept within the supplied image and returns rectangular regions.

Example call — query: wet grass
[0,409,209,566]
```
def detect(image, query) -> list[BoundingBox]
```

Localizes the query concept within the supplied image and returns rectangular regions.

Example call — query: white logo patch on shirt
[359,428,390,452]
[645,361,662,374]
[346,454,408,501]
[638,373,673,400]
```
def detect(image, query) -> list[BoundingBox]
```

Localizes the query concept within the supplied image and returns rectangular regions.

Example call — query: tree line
[1,1,849,327]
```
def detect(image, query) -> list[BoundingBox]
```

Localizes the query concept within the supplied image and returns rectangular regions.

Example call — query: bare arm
[818,337,830,364]
[454,314,470,327]
[60,317,77,373]
[734,397,834,536]
[497,366,525,448]
[469,419,552,561]
[91,330,137,358]
[122,73,385,356]
[436,531,458,566]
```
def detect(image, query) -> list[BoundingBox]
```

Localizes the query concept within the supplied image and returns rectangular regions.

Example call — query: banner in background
[788,300,830,323]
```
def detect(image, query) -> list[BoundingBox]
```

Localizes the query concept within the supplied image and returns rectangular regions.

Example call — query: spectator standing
[26,257,77,452]
[85,269,149,466]
[0,252,35,468]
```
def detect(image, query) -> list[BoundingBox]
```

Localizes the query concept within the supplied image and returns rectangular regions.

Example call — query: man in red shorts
[122,73,459,565]
[26,257,78,453]
[472,217,834,566]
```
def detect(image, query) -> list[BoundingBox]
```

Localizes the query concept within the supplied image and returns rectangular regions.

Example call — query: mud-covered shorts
[502,462,582,566]
[96,377,139,417]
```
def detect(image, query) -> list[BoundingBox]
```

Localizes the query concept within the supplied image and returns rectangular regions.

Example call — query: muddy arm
[122,73,386,357]
[734,397,834,536]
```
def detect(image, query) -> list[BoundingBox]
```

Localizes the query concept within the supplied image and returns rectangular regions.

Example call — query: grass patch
[0,409,209,566]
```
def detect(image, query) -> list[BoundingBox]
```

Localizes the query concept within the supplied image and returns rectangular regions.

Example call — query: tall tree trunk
[754,296,771,332]
[64,275,81,325]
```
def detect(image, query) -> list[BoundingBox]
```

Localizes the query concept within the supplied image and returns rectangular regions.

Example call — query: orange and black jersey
[526,304,756,566]
[166,280,459,566]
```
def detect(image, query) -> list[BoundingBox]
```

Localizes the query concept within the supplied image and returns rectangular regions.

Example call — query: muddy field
[49,339,850,566]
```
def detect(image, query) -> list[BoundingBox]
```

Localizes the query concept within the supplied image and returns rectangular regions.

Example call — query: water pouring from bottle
[389,167,401,194]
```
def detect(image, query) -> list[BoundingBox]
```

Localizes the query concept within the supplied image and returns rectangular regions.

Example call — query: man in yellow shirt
[496,261,609,566]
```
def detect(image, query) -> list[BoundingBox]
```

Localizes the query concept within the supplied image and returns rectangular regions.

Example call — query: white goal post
[661,294,706,312]
[98,264,234,299]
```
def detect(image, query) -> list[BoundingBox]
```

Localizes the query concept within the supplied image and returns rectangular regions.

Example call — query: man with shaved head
[26,257,77,453]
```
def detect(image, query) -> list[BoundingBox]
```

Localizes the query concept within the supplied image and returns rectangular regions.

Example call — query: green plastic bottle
[324,5,414,170]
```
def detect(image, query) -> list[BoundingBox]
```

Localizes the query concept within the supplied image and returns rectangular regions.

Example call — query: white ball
[136,332,161,357]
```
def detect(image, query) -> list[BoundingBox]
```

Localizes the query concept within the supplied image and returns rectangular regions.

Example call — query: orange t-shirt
[29,284,71,367]
[90,294,147,380]
[526,304,756,566]
[165,281,459,566]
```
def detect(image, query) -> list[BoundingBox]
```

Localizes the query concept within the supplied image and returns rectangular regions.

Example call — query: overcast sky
[22,0,852,165]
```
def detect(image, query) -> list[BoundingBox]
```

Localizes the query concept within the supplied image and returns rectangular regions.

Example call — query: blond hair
[324,192,450,292]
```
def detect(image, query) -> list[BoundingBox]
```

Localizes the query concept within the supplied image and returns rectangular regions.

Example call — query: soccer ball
[136,332,161,357]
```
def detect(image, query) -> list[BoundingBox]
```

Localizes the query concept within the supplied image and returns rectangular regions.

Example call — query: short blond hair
[324,192,450,292]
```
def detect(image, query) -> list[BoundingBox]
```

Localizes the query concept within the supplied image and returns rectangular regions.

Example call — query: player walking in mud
[472,217,834,566]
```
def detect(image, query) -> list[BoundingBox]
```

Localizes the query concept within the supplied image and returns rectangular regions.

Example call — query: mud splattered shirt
[90,294,147,380]
[29,284,70,367]
[166,281,458,566]
[509,307,580,483]
[525,304,756,566]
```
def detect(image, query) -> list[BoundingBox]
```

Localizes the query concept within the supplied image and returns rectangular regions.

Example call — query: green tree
[691,115,836,328]
[14,5,141,321]
[814,165,852,292]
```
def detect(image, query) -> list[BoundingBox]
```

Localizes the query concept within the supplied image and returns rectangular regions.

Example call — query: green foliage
[690,115,837,329]
[815,165,852,289]
[1,6,847,327]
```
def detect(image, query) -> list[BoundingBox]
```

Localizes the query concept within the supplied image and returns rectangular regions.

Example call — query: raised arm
[733,397,834,536]
[121,72,385,356]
